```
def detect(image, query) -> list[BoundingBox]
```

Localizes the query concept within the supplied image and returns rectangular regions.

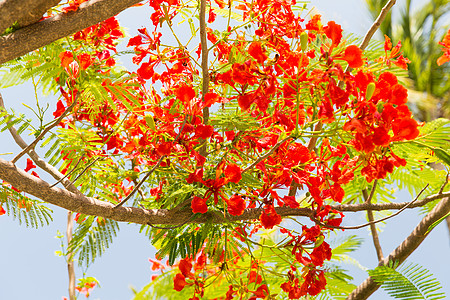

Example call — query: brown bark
[0,0,60,34]
[0,0,141,65]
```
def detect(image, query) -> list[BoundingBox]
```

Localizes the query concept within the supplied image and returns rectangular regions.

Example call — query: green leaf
[368,262,445,300]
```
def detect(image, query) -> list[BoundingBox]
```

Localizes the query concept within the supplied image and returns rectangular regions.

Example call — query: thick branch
[199,0,209,157]
[0,0,60,34]
[1,156,448,226]
[347,195,450,300]
[0,0,142,65]
[0,157,314,225]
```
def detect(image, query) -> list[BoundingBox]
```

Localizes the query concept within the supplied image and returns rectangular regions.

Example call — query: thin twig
[360,1,396,51]
[363,181,384,262]
[315,184,429,230]
[114,116,188,208]
[0,91,82,196]
[68,157,101,187]
[242,135,293,174]
[438,171,449,194]
[332,191,450,212]
[49,153,85,188]
[12,95,78,164]
[340,0,397,91]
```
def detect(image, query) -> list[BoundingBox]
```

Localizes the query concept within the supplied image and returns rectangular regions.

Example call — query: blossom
[24,158,36,172]
[226,195,246,216]
[191,196,208,214]
[173,273,187,291]
[342,45,364,68]
[248,42,268,64]
[260,205,282,229]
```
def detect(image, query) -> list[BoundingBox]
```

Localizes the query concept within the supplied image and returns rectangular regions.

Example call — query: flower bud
[145,114,156,131]
[300,32,308,52]
[366,82,376,100]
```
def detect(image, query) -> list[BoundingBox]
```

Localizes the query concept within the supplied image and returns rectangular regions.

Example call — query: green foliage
[390,118,450,198]
[0,109,32,135]
[68,216,119,267]
[0,184,53,227]
[210,105,260,132]
[368,261,445,300]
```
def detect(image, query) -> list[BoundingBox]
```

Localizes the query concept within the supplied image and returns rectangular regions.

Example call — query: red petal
[342,45,363,68]
[24,158,36,172]
[324,21,342,47]
[226,195,246,216]
[191,196,208,214]
[178,258,192,276]
[248,42,268,64]
[173,273,187,291]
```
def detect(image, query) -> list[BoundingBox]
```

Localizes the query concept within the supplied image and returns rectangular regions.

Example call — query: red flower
[137,62,155,80]
[437,29,450,66]
[391,84,408,105]
[342,45,363,68]
[195,124,214,139]
[392,118,419,141]
[173,273,187,291]
[394,54,411,70]
[178,258,193,276]
[176,85,196,104]
[59,51,74,68]
[248,42,268,64]
[191,196,208,214]
[372,126,390,146]
[253,284,269,298]
[237,92,255,111]
[260,205,282,229]
[208,8,216,23]
[282,195,299,208]
[148,258,164,271]
[203,92,220,107]
[224,163,242,184]
[310,241,332,266]
[0,204,6,215]
[77,53,94,70]
[324,21,342,48]
[156,141,173,156]
[24,158,36,172]
[226,195,246,216]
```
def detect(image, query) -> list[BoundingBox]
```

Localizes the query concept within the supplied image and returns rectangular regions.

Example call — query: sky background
[1,1,449,299]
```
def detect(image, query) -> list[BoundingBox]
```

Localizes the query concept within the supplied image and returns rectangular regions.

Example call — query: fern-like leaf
[0,184,53,227]
[368,262,445,300]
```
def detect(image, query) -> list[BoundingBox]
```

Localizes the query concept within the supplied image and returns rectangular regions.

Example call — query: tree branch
[363,181,384,262]
[1,156,447,227]
[0,0,60,34]
[0,0,142,65]
[11,95,77,164]
[66,211,76,300]
[199,0,210,157]
[347,195,450,300]
[0,91,82,196]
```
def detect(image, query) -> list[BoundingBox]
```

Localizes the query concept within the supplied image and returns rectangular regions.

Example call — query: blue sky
[1,1,449,299]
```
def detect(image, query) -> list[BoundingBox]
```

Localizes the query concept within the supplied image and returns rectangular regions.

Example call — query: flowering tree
[1,0,450,299]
